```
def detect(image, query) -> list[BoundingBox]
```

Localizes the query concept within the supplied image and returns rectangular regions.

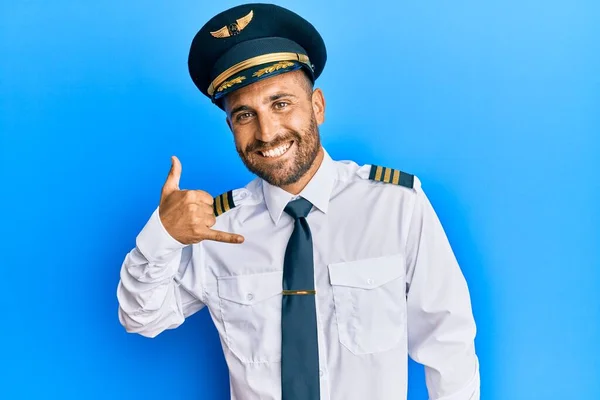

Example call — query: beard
[236,114,321,187]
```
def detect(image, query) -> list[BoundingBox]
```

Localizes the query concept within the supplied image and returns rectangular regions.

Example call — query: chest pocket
[328,254,407,355]
[217,270,283,364]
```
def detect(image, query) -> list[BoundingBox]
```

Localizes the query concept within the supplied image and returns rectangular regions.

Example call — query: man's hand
[158,156,245,245]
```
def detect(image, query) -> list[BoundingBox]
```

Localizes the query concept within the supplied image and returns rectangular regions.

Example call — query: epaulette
[368,164,414,189]
[213,190,236,217]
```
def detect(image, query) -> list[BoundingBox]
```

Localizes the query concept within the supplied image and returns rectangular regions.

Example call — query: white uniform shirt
[117,148,480,400]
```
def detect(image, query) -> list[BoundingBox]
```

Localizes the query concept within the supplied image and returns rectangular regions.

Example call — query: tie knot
[284,197,313,219]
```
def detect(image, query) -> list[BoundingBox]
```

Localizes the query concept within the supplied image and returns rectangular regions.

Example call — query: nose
[255,112,279,143]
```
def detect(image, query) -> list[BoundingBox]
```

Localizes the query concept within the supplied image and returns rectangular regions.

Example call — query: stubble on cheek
[235,116,320,187]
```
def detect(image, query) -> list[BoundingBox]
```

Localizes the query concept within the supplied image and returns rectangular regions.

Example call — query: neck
[280,147,325,195]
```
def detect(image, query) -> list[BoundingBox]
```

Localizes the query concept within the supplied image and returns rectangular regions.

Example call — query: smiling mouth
[257,141,293,158]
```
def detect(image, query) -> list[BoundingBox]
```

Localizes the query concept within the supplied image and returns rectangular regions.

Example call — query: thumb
[163,155,182,194]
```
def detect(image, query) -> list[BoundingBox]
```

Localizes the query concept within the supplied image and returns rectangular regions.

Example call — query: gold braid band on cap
[208,52,311,96]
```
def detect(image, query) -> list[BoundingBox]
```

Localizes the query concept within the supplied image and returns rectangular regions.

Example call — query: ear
[311,88,326,125]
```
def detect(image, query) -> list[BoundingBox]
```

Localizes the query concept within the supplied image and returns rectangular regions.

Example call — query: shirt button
[239,191,248,199]
[319,369,324,377]
[367,278,374,285]
[246,293,254,301]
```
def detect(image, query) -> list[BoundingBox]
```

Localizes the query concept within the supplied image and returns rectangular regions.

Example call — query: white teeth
[260,142,291,158]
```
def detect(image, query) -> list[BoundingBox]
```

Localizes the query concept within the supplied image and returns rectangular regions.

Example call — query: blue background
[1,0,598,398]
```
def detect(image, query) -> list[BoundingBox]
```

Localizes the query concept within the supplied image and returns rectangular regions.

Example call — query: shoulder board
[213,190,236,217]
[368,164,414,189]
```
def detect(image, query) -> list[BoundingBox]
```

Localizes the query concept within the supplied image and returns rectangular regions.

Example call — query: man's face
[223,70,325,187]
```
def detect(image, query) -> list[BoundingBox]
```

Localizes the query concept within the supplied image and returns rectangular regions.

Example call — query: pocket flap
[217,271,283,305]
[328,254,404,289]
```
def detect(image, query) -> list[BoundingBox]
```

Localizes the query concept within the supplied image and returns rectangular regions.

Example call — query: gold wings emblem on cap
[210,10,254,38]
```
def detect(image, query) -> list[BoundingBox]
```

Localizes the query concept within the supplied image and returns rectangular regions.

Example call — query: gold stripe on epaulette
[392,169,400,185]
[215,193,224,216]
[368,164,414,189]
[374,166,383,181]
[383,167,392,183]
[222,192,231,212]
[213,190,236,217]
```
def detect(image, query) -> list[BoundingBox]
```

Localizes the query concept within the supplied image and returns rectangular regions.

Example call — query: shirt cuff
[136,206,187,263]
[434,358,480,400]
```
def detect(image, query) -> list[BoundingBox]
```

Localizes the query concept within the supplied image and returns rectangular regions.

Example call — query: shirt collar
[262,148,336,225]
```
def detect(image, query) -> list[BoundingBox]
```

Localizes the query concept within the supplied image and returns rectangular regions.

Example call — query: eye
[236,112,254,122]
[274,101,289,110]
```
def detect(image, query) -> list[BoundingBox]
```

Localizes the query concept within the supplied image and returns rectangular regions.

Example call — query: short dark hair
[297,68,315,97]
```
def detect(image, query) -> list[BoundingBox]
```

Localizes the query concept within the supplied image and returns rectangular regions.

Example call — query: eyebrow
[267,92,297,103]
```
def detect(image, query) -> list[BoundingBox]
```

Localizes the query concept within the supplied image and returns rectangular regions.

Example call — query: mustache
[245,131,301,153]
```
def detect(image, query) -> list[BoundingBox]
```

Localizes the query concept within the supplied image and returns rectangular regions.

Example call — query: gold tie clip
[282,290,316,295]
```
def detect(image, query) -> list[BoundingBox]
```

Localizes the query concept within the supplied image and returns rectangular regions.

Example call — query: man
[117,3,480,399]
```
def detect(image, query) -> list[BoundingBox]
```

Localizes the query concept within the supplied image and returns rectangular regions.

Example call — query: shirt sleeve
[116,206,206,338]
[404,187,480,400]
